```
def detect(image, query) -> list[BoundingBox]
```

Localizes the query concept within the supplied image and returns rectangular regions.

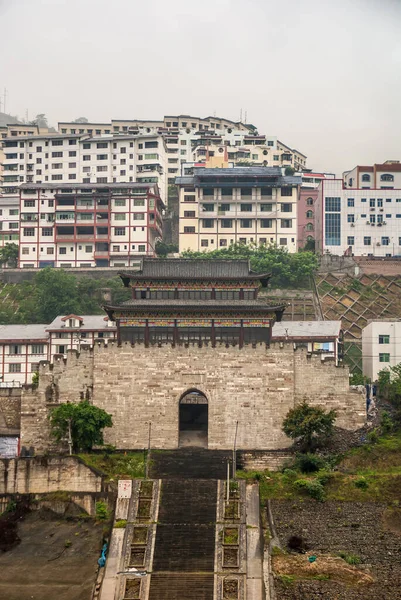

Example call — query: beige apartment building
[177,167,301,253]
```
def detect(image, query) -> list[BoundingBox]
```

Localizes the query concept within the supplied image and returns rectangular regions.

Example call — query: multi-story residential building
[0,324,48,385]
[1,132,167,203]
[362,320,401,381]
[18,182,164,268]
[177,167,301,253]
[343,161,401,189]
[316,164,401,257]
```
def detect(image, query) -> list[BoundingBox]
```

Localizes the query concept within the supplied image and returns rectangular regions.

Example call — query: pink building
[297,172,334,249]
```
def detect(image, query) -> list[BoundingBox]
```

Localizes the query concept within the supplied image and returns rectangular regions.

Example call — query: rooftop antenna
[240,108,242,122]
[244,111,247,124]
[3,88,7,114]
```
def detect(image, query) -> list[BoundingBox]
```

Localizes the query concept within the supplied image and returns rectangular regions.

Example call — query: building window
[97,142,108,148]
[370,214,376,224]
[240,219,252,228]
[23,228,35,236]
[347,198,354,207]
[97,165,107,172]
[240,203,252,212]
[22,247,29,255]
[202,219,214,228]
[184,211,195,217]
[52,151,63,158]
[114,213,126,220]
[260,203,273,212]
[347,214,355,223]
[201,239,208,247]
[363,236,371,246]
[379,335,390,344]
[370,198,376,207]
[381,174,394,182]
[24,200,35,207]
[31,344,44,354]
[184,226,195,233]
[220,219,233,228]
[281,219,292,228]
[281,188,293,197]
[59,247,67,254]
[305,223,314,231]
[347,236,354,245]
[279,238,287,245]
[42,228,52,236]
[85,245,92,253]
[325,197,341,212]
[381,237,390,246]
[9,345,22,355]
[361,174,370,182]
[184,195,195,202]
[115,199,126,207]
[325,213,341,246]
[281,203,292,213]
[133,198,145,206]
[9,363,21,373]
[306,210,313,218]
[260,219,272,228]
[47,247,54,254]
[138,245,145,252]
[306,198,314,206]
[115,227,126,235]
[202,203,215,211]
[133,213,145,221]
[379,353,390,362]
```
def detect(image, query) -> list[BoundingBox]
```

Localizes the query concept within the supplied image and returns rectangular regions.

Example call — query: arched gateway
[179,390,208,448]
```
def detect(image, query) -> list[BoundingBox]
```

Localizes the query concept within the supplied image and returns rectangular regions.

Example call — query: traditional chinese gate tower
[102,258,285,448]
[105,258,285,348]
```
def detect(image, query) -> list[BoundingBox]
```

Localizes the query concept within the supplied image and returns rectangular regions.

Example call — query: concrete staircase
[150,448,231,480]
[148,478,218,600]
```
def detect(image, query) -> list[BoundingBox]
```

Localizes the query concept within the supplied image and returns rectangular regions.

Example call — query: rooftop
[0,324,48,341]
[47,315,114,331]
[272,321,341,339]
[119,258,269,281]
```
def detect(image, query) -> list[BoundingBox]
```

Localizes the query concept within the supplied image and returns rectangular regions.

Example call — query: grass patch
[114,519,127,528]
[337,551,361,565]
[78,452,145,480]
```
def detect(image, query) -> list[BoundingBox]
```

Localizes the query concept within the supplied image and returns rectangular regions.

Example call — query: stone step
[150,449,231,479]
[148,573,214,600]
[152,524,216,572]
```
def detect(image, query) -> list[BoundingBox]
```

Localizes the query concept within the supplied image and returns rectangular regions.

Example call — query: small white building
[272,320,342,365]
[362,320,401,381]
[47,314,116,356]
[0,324,48,385]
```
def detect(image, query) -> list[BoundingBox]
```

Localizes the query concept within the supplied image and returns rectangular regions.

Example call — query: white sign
[118,480,132,499]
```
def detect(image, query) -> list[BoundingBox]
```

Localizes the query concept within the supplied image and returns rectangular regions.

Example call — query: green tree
[284,166,295,176]
[30,113,48,128]
[49,401,113,452]
[155,241,179,257]
[181,243,318,288]
[282,401,337,451]
[0,243,18,267]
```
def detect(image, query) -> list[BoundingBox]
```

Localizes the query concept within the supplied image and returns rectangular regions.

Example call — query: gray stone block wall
[20,341,366,454]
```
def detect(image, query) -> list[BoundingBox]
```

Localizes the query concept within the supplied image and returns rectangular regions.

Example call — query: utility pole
[145,421,151,479]
[232,420,238,480]
[3,88,8,115]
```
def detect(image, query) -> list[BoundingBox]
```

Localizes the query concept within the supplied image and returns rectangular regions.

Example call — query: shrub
[114,519,127,528]
[287,535,309,553]
[294,453,326,473]
[338,551,361,565]
[294,478,325,502]
[95,501,109,521]
[367,429,379,444]
[282,401,336,451]
[354,477,369,490]
[380,411,394,435]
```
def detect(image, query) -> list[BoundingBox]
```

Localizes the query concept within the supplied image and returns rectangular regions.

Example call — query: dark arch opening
[179,389,208,448]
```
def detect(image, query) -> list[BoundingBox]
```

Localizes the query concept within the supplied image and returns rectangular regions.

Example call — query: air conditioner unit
[380,209,384,212]
[350,223,355,227]
[383,221,387,225]
[366,221,370,225]
[377,223,382,227]
[376,243,381,246]
[370,207,375,211]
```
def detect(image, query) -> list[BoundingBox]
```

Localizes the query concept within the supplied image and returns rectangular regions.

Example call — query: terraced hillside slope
[316,273,401,373]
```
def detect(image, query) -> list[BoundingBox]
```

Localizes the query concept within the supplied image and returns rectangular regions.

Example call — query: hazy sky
[1,0,400,175]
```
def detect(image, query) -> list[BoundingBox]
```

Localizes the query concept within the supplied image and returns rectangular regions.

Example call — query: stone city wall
[20,341,366,454]
[0,388,21,434]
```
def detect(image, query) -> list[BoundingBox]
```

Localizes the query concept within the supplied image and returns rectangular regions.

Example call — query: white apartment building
[18,183,164,268]
[315,175,401,257]
[362,320,401,381]
[0,324,48,385]
[1,132,167,204]
[343,161,401,190]
[0,315,117,385]
[0,195,19,247]
[177,167,301,253]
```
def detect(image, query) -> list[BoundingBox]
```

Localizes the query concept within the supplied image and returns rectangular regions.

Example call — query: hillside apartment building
[315,161,401,257]
[17,183,164,268]
[176,167,301,253]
